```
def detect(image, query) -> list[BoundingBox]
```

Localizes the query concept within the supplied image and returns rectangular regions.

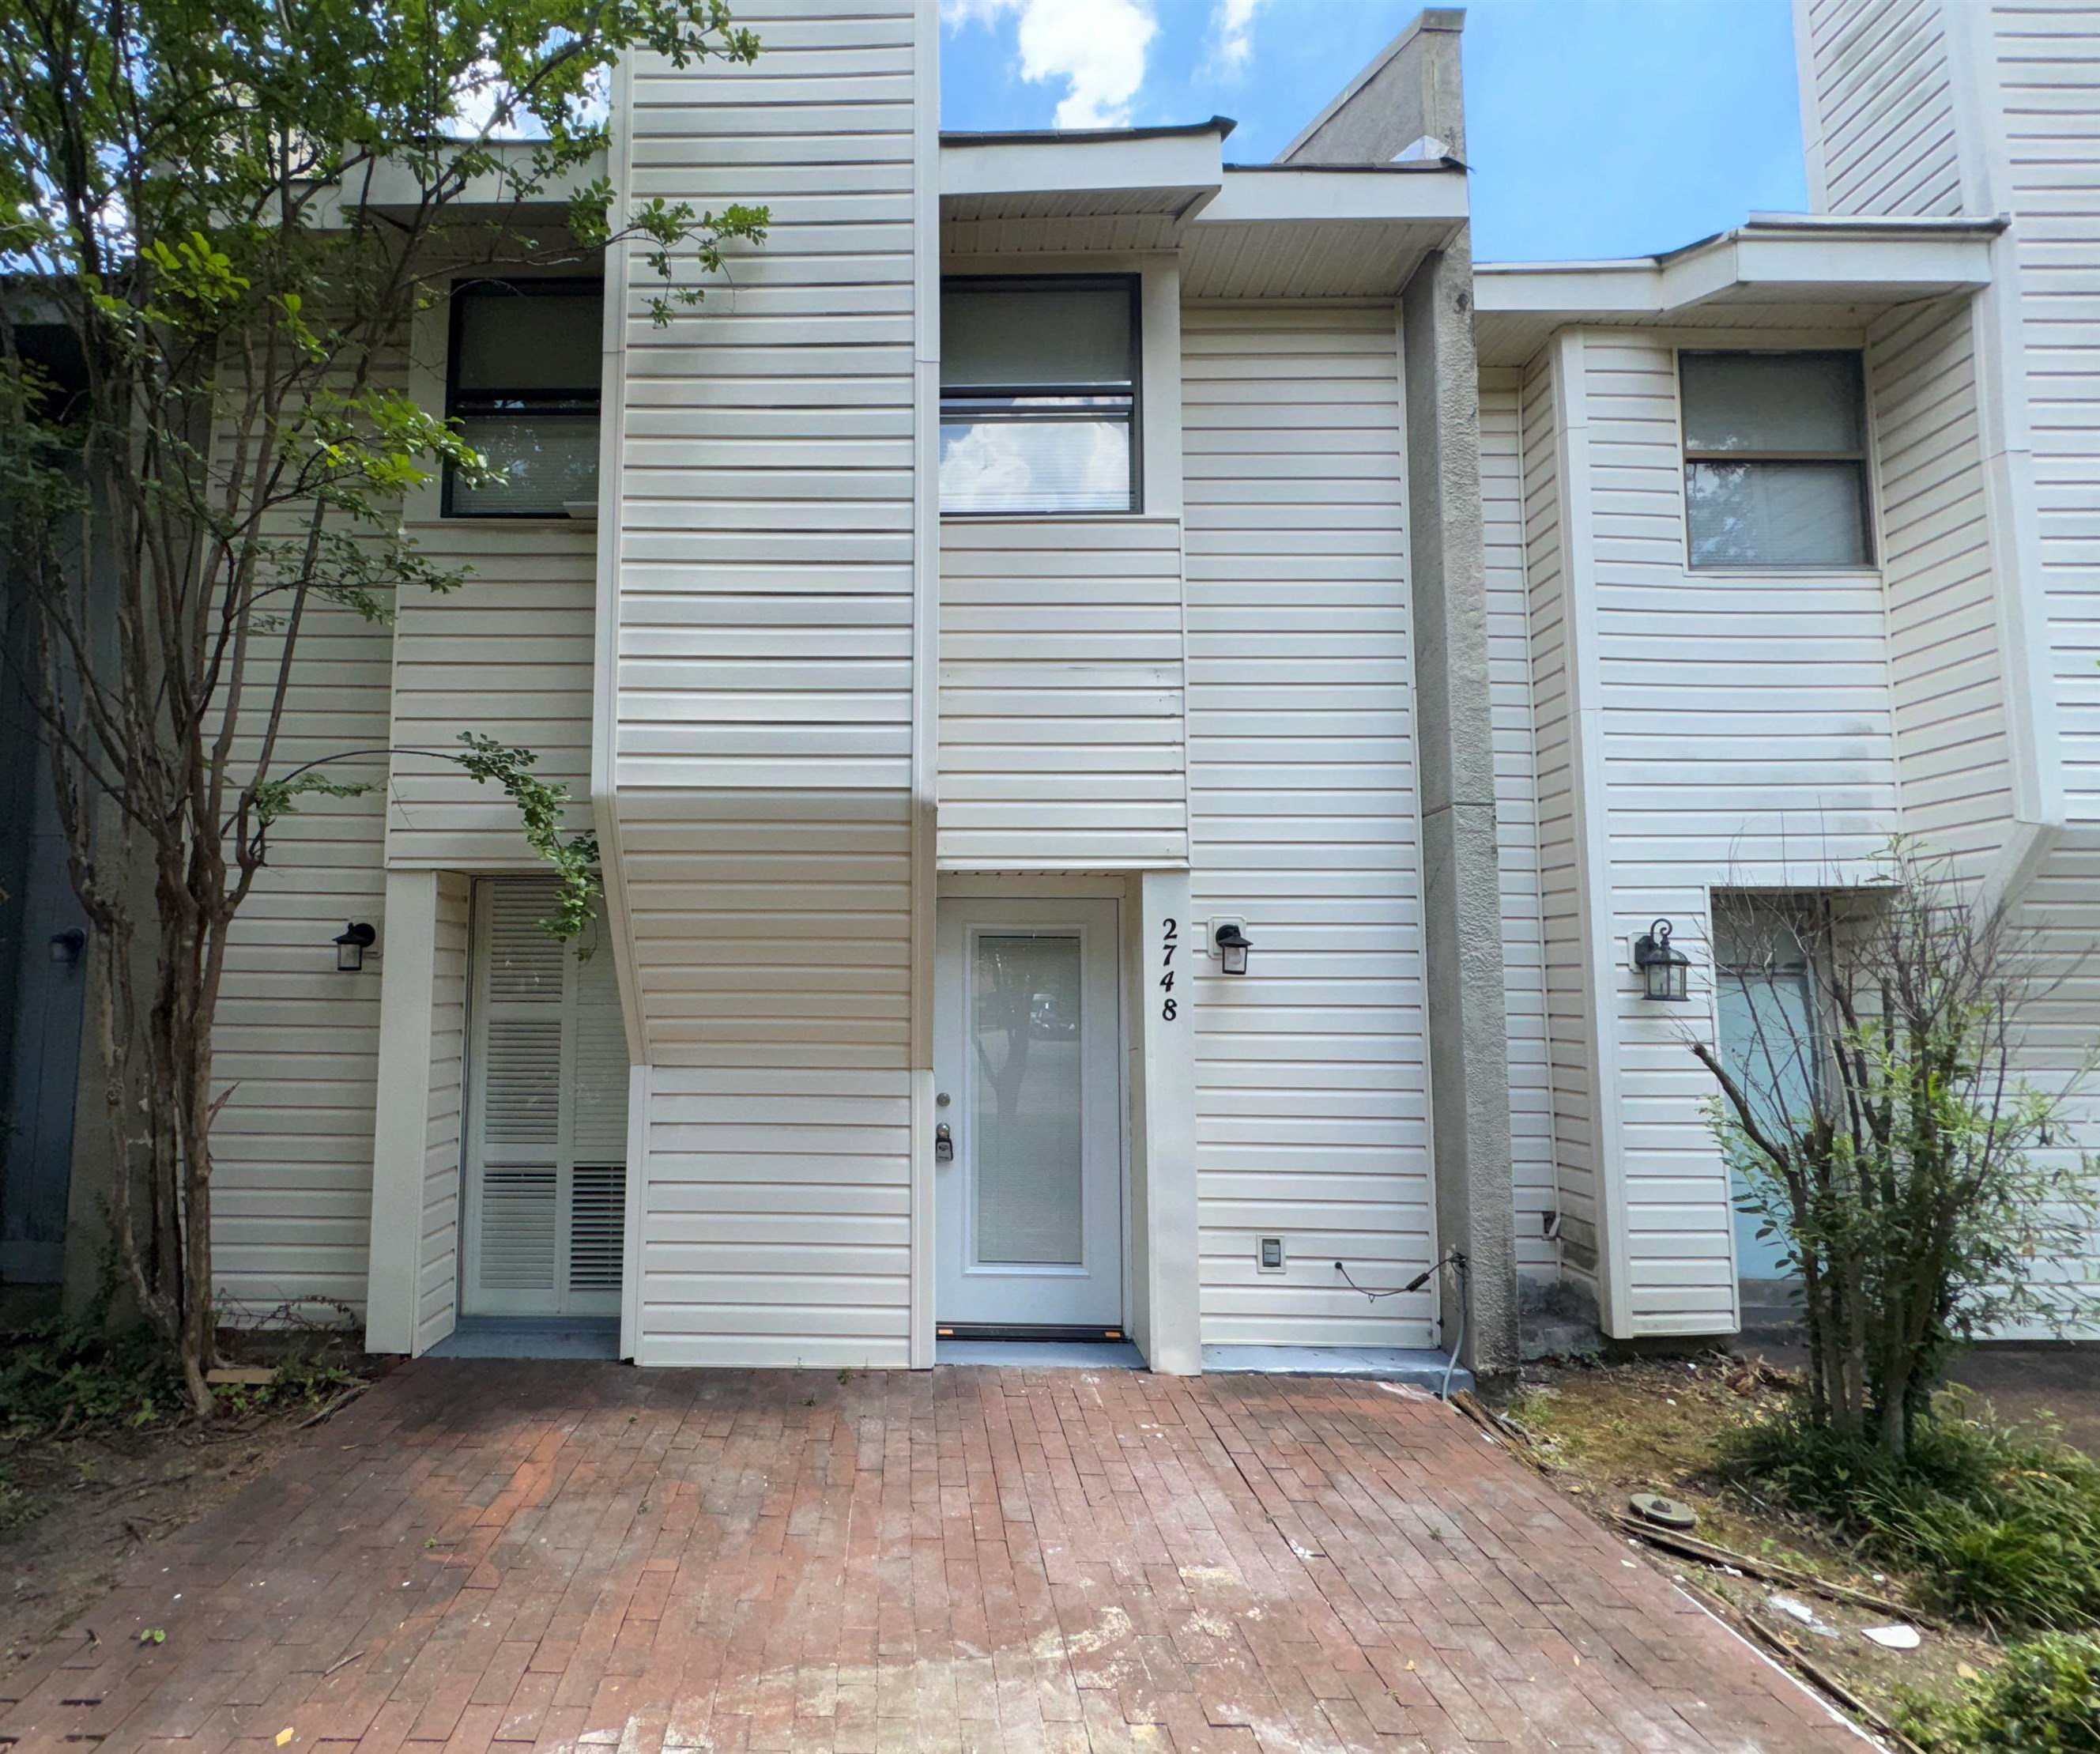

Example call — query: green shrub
[0,1318,186,1435]
[1717,1391,2100,1631]
[1899,1635,2100,1752]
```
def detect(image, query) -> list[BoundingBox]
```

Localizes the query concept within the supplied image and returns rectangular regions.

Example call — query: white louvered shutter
[464,881,629,1316]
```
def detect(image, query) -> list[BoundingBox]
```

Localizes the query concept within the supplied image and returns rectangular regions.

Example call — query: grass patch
[1898,1633,2100,1752]
[1717,1390,2100,1633]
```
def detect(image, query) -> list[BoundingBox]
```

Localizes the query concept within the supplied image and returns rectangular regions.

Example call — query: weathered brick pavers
[0,1363,1868,1752]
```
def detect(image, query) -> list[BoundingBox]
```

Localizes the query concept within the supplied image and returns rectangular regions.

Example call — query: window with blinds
[1680,351,1872,569]
[939,277,1140,515]
[462,879,629,1317]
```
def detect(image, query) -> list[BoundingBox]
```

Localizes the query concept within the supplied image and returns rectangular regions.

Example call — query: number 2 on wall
[1159,918,1178,1021]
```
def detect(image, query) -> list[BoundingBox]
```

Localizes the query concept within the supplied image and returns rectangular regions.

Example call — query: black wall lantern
[1214,922,1254,976]
[1633,918,1690,1001]
[334,922,376,973]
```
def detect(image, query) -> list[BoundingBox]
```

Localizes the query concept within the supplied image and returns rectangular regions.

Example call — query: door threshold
[937,1323,1126,1344]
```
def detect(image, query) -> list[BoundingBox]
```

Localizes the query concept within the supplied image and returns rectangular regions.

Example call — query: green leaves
[452,733,601,945]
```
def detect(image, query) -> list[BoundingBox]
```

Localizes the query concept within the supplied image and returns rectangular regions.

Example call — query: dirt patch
[1485,1355,2006,1737]
[0,1326,386,1682]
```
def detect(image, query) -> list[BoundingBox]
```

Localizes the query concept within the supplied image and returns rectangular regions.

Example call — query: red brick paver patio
[1,1363,1868,1754]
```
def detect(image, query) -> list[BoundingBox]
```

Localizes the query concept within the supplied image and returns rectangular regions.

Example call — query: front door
[934,899,1124,1330]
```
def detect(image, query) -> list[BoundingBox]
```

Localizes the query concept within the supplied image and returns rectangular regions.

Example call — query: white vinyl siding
[1801,0,1965,216]
[609,0,927,1366]
[1481,369,1558,1277]
[1519,354,1603,1307]
[1589,330,1898,1333]
[2008,839,2100,1322]
[209,601,392,1318]
[1868,299,2014,870]
[1993,3,2100,819]
[937,518,1186,868]
[1181,304,1436,1348]
[386,522,597,867]
[416,873,471,1350]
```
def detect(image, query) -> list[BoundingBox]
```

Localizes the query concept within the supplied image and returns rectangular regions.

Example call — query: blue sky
[939,0,1811,262]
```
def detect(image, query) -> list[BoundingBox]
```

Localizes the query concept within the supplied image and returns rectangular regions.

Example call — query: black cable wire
[1332,1249,1472,1399]
[1333,1247,1468,1302]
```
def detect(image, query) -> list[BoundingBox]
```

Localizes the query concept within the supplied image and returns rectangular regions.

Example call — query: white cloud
[944,0,1156,130]
[1210,0,1269,77]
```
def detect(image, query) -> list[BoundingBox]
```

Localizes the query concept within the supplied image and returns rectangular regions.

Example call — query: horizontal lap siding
[1868,300,2013,870]
[937,519,1187,868]
[1482,372,1557,1277]
[614,0,924,1367]
[1182,305,1435,1347]
[210,601,391,1316]
[1585,333,1899,1333]
[2009,839,2100,1325]
[416,873,470,1352]
[1804,0,1964,215]
[387,525,597,866]
[1994,4,2100,818]
[1521,356,1600,1306]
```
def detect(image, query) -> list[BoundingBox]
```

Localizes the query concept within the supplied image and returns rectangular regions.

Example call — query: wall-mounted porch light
[1633,918,1690,1001]
[1214,922,1254,976]
[334,922,376,973]
[48,926,85,966]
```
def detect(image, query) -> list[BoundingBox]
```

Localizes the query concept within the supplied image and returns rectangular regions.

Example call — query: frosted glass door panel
[972,935,1084,1266]
[933,900,1123,1330]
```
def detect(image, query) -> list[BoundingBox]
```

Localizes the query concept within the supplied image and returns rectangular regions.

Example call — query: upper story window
[445,279,603,518]
[1680,351,1872,569]
[940,277,1140,515]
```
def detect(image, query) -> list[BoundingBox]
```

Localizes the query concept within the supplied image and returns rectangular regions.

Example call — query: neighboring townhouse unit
[1474,0,2100,1341]
[2,0,2094,1370]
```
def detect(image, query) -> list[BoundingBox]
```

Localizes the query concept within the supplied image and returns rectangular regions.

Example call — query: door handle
[935,1122,954,1163]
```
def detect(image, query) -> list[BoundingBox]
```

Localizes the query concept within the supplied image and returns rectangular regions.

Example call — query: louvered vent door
[463,881,630,1317]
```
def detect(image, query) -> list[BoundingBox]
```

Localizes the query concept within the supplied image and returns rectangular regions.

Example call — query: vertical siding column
[364,868,439,1354]
[1401,253,1518,1371]
[608,0,932,1367]
[1133,869,1198,1372]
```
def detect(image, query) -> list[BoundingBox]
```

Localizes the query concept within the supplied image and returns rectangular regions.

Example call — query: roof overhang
[939,120,1232,234]
[1474,215,2002,365]
[940,130,1469,298]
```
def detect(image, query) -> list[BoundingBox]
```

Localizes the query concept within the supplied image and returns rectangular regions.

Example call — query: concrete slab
[425,1316,621,1360]
[1203,1342,1475,1390]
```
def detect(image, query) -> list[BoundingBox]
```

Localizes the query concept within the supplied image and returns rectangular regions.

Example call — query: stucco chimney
[1275,9,1467,167]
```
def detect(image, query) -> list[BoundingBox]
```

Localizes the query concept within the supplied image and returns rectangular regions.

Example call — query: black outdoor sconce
[334,922,377,973]
[48,926,86,966]
[1633,918,1690,1001]
[1214,922,1254,976]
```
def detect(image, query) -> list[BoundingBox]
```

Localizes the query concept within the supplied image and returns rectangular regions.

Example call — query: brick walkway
[1,1363,1867,1754]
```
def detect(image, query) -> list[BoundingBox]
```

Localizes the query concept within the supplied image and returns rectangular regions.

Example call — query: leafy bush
[1899,1635,2100,1752]
[0,1318,186,1435]
[1717,1392,2100,1631]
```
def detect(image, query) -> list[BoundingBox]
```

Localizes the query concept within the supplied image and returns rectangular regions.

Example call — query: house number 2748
[1159,918,1178,1021]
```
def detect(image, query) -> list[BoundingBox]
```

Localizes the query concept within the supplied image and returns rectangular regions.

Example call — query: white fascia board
[1201,164,1468,226]
[1476,225,1996,320]
[939,130,1223,211]
[322,141,610,219]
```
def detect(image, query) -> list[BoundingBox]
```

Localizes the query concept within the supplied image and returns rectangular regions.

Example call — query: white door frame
[933,896,1128,1331]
